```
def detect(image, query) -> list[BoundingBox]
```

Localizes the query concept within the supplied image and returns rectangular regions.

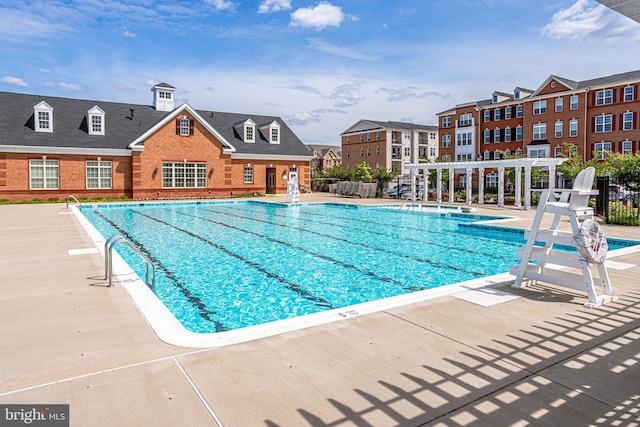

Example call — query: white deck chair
[510,167,616,308]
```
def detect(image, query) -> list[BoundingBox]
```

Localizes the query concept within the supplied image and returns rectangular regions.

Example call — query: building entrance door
[266,168,276,194]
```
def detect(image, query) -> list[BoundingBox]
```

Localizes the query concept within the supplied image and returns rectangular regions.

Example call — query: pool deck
[1,194,639,426]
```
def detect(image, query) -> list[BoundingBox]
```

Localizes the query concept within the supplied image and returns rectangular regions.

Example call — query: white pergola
[404,158,567,210]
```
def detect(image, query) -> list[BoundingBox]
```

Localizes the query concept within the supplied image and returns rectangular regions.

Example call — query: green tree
[608,151,640,193]
[353,162,372,182]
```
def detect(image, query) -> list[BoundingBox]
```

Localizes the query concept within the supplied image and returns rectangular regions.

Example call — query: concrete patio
[1,194,638,426]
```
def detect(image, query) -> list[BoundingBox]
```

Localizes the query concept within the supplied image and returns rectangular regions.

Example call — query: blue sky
[2,0,640,145]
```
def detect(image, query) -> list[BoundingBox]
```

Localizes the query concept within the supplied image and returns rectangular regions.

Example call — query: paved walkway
[0,195,639,426]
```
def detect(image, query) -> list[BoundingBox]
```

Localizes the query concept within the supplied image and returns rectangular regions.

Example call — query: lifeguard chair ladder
[285,172,300,203]
[510,167,617,308]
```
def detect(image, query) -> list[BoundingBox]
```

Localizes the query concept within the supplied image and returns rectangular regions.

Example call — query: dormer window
[244,119,255,143]
[514,89,520,100]
[87,106,105,135]
[260,120,281,144]
[34,101,53,133]
[271,127,279,143]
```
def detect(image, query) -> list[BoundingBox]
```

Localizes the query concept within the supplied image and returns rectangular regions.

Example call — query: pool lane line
[196,206,491,278]
[208,203,519,259]
[93,211,229,332]
[132,210,336,310]
[165,208,413,289]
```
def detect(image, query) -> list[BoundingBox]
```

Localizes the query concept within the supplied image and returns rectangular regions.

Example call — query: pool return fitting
[104,235,155,288]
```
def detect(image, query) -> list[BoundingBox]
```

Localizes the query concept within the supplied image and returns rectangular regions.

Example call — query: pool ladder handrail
[66,195,80,209]
[400,198,423,212]
[104,235,155,288]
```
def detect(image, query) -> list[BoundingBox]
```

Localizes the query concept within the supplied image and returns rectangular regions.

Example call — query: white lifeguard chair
[510,167,617,308]
[285,171,300,203]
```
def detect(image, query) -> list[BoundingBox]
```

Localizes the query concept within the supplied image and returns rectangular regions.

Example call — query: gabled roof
[341,119,436,135]
[306,144,342,159]
[576,69,640,89]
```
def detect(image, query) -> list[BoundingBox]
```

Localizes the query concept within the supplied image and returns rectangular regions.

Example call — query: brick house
[0,83,312,202]
[306,144,342,178]
[438,70,640,189]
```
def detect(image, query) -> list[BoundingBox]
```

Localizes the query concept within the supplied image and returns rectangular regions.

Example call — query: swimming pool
[77,201,639,346]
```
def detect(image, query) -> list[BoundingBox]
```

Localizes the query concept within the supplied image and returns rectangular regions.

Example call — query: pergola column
[410,168,416,201]
[422,171,428,202]
[524,166,532,210]
[498,167,505,207]
[478,167,485,205]
[515,166,522,208]
[466,167,473,205]
[548,164,556,190]
[437,168,443,204]
[448,168,455,204]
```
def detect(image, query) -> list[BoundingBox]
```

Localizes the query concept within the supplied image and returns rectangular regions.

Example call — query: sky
[2,0,640,146]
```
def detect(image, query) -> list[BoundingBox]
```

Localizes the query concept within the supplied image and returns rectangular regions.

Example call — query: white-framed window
[30,158,59,189]
[87,106,105,135]
[442,134,451,148]
[33,101,53,133]
[86,160,112,189]
[622,140,632,154]
[515,90,520,100]
[504,126,511,142]
[404,147,410,157]
[442,116,452,128]
[483,151,491,160]
[516,105,524,118]
[346,136,350,144]
[367,133,371,142]
[567,144,578,157]
[483,129,491,143]
[555,98,563,112]
[376,131,380,140]
[367,147,371,157]
[570,95,579,110]
[623,112,634,130]
[494,150,501,160]
[429,146,436,157]
[595,89,613,105]
[533,123,546,140]
[595,114,612,133]
[533,100,547,115]
[529,148,547,158]
[158,91,172,99]
[624,86,635,102]
[594,142,611,160]
[360,134,364,142]
[555,121,562,138]
[484,110,491,122]
[515,148,523,157]
[459,113,472,127]
[505,149,512,157]
[554,145,563,158]
[346,148,350,158]
[442,154,451,162]
[516,125,523,141]
[486,173,498,187]
[162,162,206,188]
[494,128,500,142]
[244,121,255,142]
[376,145,380,156]
[177,118,193,136]
[570,119,578,137]
[271,127,280,143]
[494,108,501,121]
[505,107,512,119]
[244,166,254,184]
[457,132,472,146]
[360,147,364,157]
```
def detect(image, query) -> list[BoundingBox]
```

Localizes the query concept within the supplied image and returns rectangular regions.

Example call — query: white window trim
[570,95,579,110]
[162,162,207,188]
[86,159,112,189]
[87,106,105,136]
[29,158,59,189]
[595,114,612,133]
[569,119,578,137]
[244,166,254,184]
[34,101,53,133]
[623,112,634,131]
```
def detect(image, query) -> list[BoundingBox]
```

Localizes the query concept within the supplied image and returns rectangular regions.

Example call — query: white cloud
[1,76,28,87]
[123,28,136,38]
[205,0,235,12]
[258,0,291,14]
[328,80,365,108]
[307,38,378,61]
[45,81,82,91]
[290,2,344,30]
[542,0,640,42]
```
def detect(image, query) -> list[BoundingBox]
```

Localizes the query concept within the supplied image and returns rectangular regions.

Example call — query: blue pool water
[80,201,639,333]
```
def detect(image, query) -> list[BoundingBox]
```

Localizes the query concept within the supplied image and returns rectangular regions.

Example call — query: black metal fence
[595,176,640,226]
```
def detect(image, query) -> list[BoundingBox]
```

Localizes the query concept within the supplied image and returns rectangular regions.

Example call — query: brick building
[340,120,438,176]
[0,83,312,202]
[438,70,640,188]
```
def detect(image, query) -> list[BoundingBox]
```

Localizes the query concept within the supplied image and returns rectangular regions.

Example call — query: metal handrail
[104,235,155,288]
[66,195,80,209]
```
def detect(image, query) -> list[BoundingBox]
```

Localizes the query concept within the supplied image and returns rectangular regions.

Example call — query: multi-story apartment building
[438,69,640,187]
[340,120,438,175]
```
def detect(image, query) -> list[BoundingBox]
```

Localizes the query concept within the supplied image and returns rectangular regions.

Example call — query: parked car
[383,184,410,197]
[623,193,639,208]
[608,184,630,202]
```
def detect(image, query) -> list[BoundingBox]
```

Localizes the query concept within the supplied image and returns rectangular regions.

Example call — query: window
[376,146,380,156]
[30,159,58,189]
[533,123,546,140]
[594,142,611,160]
[504,126,511,142]
[516,105,523,118]
[442,154,451,162]
[494,150,501,160]
[404,147,410,157]
[483,151,491,160]
[360,134,364,142]
[529,148,547,158]
[158,91,172,99]
[494,128,500,142]
[244,166,254,184]
[346,136,350,144]
[459,113,472,127]
[176,118,194,136]
[555,98,563,112]
[515,90,520,100]
[442,134,451,148]
[623,112,634,130]
[484,110,491,122]
[595,114,612,133]
[624,86,634,102]
[555,121,562,138]
[87,106,105,135]
[554,146,562,158]
[505,107,512,119]
[33,101,53,133]
[429,146,436,157]
[86,160,112,189]
[270,127,280,143]
[360,147,364,157]
[516,125,523,141]
[346,148,350,158]
[570,95,579,110]
[570,119,578,137]
[457,132,472,146]
[367,147,370,157]
[376,131,380,140]
[567,144,578,157]
[162,162,206,188]
[367,133,371,142]
[515,148,523,157]
[483,129,491,144]
[622,140,632,154]
[245,125,255,142]
[595,89,613,105]
[533,100,547,115]
[504,149,512,157]
[494,109,501,121]
[442,116,452,128]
